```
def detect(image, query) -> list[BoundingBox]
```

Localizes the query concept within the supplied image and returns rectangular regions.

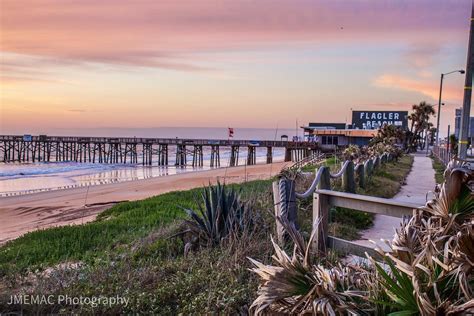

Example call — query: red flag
[228,127,234,138]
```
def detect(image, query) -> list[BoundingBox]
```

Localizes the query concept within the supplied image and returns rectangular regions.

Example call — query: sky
[0,0,471,137]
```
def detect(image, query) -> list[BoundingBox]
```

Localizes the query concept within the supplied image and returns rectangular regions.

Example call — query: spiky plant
[179,182,252,251]
[248,218,371,315]
[278,166,301,181]
[343,144,361,162]
[249,160,473,315]
[371,162,474,315]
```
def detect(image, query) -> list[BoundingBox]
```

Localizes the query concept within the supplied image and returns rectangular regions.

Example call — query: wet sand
[0,162,289,245]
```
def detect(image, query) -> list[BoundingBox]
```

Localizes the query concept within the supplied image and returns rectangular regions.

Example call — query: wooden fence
[273,152,422,259]
[432,145,452,166]
[313,187,419,258]
[290,151,326,170]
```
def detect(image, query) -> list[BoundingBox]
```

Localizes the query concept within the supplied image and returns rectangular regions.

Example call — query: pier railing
[0,134,313,148]
[272,152,420,257]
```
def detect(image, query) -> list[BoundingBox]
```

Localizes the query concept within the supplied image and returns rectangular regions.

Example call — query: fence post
[342,160,355,193]
[313,166,330,255]
[272,181,284,243]
[272,178,297,244]
[373,156,380,170]
[355,163,365,189]
[365,159,373,178]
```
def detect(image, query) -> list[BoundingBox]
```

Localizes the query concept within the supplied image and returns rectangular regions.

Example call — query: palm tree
[407,101,435,151]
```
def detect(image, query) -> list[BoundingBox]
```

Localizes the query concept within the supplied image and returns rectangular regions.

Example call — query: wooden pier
[0,135,319,166]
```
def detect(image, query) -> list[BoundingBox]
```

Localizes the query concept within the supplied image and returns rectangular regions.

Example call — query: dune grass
[0,180,276,314]
[0,156,415,313]
[0,180,272,275]
[430,154,445,184]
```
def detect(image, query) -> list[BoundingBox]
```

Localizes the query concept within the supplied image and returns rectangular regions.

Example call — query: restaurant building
[301,110,408,150]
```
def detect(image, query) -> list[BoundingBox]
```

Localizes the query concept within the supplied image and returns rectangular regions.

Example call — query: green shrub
[330,207,373,230]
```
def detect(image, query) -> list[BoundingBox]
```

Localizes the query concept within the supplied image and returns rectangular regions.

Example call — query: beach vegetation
[0,181,270,274]
[0,155,416,314]
[430,154,445,184]
[176,182,255,251]
[249,161,473,315]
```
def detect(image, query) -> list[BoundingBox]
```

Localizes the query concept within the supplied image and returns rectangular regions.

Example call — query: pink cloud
[373,74,463,102]
[1,0,469,71]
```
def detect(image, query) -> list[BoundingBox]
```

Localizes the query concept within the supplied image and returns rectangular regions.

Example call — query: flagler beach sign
[352,111,408,130]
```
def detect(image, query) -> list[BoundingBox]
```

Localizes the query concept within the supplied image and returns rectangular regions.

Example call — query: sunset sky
[0,0,471,137]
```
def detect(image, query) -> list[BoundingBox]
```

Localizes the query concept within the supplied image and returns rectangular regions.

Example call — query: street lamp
[436,69,465,145]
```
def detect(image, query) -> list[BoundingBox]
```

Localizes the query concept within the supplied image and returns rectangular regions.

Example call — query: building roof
[313,129,376,137]
[301,123,346,131]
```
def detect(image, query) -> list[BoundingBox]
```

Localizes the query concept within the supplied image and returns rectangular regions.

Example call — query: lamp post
[435,69,465,145]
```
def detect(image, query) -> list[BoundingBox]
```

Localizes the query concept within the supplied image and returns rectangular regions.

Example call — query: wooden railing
[272,152,397,246]
[290,151,326,170]
[312,188,419,258]
[271,151,434,260]
[432,145,452,166]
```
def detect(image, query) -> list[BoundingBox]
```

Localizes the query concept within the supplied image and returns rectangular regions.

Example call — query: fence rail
[432,145,452,166]
[272,151,423,259]
[290,151,325,170]
[313,189,420,257]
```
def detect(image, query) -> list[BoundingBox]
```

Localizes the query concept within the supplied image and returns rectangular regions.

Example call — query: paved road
[354,152,436,250]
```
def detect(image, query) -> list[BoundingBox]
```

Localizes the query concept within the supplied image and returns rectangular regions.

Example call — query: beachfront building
[312,129,376,150]
[301,122,347,142]
[301,110,407,151]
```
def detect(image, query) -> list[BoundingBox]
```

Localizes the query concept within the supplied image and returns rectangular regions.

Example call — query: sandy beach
[0,162,289,245]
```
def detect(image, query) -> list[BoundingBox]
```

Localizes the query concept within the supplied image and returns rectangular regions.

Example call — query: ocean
[0,127,298,196]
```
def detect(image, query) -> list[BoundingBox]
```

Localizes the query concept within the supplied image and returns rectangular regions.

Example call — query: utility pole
[436,74,444,145]
[459,1,474,159]
[447,124,451,160]
[425,128,430,156]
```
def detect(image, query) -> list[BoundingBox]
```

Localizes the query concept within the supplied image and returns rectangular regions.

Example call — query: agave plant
[179,182,252,251]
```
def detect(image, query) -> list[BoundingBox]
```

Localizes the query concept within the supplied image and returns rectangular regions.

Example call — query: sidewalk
[353,152,436,250]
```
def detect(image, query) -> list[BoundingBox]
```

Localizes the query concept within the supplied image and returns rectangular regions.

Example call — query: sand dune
[0,162,289,245]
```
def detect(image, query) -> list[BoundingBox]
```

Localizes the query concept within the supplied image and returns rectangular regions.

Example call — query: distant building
[454,108,474,141]
[351,110,408,130]
[300,109,407,150]
[313,129,376,150]
[301,122,347,141]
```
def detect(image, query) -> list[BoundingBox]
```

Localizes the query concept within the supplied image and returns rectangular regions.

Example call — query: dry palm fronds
[250,159,473,315]
[248,219,370,315]
[377,163,474,315]
[248,236,369,315]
